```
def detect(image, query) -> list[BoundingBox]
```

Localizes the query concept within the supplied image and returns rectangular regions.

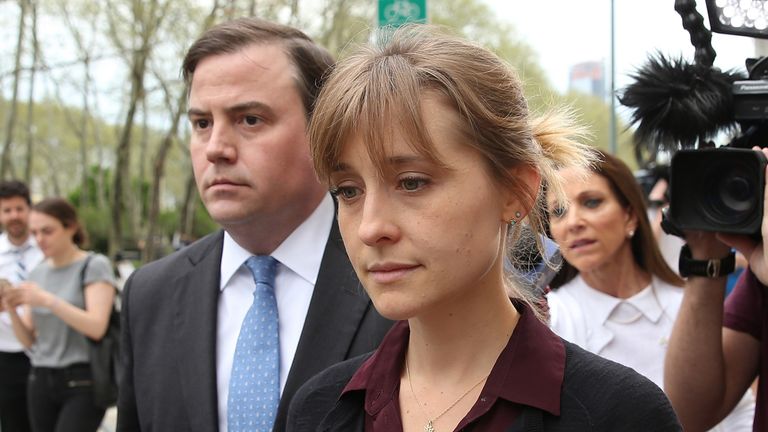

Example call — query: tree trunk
[109,55,144,259]
[79,55,91,207]
[2,0,28,180]
[24,0,38,184]
[143,85,186,263]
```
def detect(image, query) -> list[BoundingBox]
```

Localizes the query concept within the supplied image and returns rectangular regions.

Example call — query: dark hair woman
[3,197,116,432]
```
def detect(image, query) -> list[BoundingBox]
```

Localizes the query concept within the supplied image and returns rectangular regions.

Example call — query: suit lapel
[276,220,371,428]
[173,231,224,432]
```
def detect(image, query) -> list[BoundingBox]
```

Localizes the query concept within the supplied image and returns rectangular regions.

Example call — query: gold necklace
[405,356,490,432]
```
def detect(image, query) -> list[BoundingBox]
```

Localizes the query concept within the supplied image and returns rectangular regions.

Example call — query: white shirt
[216,194,334,432]
[0,233,43,352]
[548,275,755,432]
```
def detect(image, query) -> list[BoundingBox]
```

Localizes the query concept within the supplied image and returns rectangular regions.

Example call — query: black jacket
[287,340,681,431]
[117,225,393,432]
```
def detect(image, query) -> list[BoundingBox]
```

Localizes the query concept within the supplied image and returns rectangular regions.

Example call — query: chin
[370,295,421,321]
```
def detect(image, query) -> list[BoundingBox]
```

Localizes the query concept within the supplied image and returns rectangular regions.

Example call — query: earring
[508,211,522,226]
[627,230,635,238]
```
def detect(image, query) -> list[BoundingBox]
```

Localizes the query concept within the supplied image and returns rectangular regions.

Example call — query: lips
[207,177,246,191]
[366,263,420,284]
[569,239,596,250]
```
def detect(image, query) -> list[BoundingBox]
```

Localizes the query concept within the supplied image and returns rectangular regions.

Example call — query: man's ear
[502,165,541,222]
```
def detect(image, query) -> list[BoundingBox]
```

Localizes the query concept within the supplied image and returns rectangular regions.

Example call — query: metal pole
[609,0,617,154]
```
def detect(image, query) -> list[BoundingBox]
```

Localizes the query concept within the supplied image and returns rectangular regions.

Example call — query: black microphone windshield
[619,53,743,156]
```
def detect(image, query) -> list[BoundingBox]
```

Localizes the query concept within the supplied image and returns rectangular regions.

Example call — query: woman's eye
[584,198,602,209]
[331,186,360,201]
[399,177,428,191]
[550,206,566,218]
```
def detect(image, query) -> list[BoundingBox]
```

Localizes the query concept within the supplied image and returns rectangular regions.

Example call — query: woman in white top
[546,149,755,431]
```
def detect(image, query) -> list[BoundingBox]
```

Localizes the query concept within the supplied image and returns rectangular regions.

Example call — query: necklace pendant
[424,420,436,432]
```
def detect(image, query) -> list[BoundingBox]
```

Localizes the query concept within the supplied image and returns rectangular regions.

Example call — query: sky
[482,0,758,98]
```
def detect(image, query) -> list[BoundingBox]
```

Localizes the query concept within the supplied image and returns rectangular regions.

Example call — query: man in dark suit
[116,18,392,432]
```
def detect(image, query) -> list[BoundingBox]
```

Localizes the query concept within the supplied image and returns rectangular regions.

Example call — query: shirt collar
[569,275,675,325]
[219,194,334,290]
[0,232,35,255]
[343,302,565,417]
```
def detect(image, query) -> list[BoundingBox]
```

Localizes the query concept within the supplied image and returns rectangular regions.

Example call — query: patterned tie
[14,248,27,282]
[228,256,280,431]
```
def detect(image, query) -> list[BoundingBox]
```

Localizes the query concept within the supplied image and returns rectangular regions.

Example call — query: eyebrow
[330,154,431,174]
[187,101,274,118]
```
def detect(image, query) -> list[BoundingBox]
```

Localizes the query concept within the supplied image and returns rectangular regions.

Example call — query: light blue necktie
[228,256,280,431]
[14,248,27,282]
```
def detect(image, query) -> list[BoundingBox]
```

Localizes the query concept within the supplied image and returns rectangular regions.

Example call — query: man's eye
[193,119,210,129]
[244,116,261,126]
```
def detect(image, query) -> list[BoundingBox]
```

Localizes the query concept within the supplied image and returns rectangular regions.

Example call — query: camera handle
[675,0,716,67]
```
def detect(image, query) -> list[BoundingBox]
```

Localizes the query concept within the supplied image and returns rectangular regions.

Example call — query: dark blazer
[287,341,681,432]
[116,221,393,432]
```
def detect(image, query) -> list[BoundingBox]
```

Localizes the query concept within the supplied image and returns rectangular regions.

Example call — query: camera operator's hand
[718,147,768,285]
[685,230,732,262]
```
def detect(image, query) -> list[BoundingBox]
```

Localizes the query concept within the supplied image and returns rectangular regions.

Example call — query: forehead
[0,196,28,209]
[554,167,613,198]
[29,211,59,225]
[189,43,298,102]
[338,92,471,171]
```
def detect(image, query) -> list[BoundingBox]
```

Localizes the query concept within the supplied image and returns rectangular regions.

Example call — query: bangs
[310,46,450,183]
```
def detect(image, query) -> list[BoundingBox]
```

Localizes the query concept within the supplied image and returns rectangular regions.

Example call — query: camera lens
[701,166,757,224]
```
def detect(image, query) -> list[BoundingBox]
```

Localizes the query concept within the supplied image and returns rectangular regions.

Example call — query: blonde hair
[310,25,594,317]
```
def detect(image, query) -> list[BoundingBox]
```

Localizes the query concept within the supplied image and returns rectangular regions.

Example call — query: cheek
[548,220,566,243]
[337,210,361,250]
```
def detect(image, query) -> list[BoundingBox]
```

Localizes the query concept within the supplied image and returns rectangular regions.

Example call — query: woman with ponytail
[286,25,680,431]
[3,197,116,432]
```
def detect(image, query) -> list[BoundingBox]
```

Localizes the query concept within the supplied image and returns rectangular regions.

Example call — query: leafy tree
[0,0,640,264]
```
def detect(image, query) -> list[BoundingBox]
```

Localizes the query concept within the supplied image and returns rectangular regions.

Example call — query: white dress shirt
[0,233,43,352]
[548,275,755,432]
[216,194,334,432]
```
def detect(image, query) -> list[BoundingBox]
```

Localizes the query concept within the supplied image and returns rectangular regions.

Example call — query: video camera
[620,0,768,238]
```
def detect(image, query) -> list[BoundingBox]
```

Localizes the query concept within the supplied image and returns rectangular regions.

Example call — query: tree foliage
[0,0,634,262]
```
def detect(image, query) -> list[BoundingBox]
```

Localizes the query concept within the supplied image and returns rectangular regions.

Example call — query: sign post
[378,0,427,27]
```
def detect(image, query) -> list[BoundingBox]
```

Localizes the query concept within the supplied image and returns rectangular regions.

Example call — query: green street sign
[378,0,427,27]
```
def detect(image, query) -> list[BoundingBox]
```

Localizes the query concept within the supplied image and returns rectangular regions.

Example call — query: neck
[50,244,84,267]
[580,246,651,298]
[406,283,518,384]
[7,233,28,247]
[224,193,325,255]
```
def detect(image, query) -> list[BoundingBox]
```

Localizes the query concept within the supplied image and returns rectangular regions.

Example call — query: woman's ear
[502,165,541,223]
[625,207,639,238]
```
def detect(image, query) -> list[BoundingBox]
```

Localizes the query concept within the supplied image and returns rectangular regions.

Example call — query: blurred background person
[546,149,755,431]
[0,180,43,432]
[3,197,116,432]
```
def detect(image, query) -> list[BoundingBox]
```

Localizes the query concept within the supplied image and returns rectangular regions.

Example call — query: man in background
[117,18,392,432]
[0,180,43,432]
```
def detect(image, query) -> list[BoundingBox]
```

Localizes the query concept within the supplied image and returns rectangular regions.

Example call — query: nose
[205,122,237,164]
[356,190,400,246]
[563,206,585,232]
